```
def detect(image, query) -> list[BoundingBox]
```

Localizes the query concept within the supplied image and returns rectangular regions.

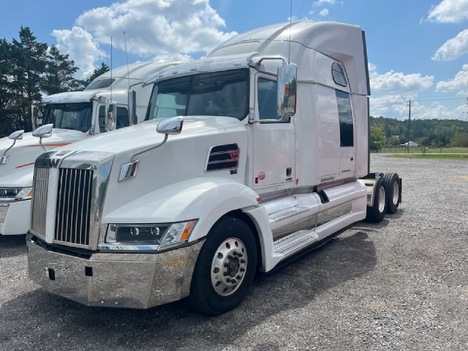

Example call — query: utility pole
[407,99,411,153]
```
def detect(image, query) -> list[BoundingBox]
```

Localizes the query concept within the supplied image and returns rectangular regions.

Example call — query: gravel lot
[1,154,467,351]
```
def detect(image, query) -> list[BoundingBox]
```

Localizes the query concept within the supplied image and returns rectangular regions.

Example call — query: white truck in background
[27,21,402,315]
[0,61,176,235]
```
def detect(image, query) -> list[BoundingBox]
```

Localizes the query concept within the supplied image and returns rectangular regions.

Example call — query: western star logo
[49,158,61,168]
[229,150,239,161]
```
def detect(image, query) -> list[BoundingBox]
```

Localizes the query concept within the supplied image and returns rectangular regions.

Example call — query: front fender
[104,177,261,241]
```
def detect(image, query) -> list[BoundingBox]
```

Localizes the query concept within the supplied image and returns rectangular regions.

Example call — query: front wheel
[189,217,257,315]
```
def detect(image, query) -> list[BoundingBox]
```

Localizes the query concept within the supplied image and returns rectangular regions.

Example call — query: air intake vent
[206,143,240,171]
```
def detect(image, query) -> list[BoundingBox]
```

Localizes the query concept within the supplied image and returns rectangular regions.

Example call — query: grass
[376,147,468,160]
[389,153,468,160]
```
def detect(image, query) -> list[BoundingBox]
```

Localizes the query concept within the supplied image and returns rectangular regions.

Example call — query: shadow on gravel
[0,234,26,258]
[0,230,376,351]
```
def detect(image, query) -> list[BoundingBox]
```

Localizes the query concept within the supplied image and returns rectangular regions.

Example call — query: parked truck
[27,21,401,315]
[0,61,176,235]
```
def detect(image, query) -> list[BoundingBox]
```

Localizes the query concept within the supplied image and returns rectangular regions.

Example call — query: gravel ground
[1,154,467,351]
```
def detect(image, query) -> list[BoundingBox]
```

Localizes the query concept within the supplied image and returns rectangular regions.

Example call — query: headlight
[15,187,33,201]
[101,219,197,251]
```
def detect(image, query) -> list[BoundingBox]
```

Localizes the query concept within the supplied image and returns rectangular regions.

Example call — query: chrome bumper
[27,237,204,309]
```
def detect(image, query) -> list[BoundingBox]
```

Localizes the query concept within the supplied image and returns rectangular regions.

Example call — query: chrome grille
[54,168,93,246]
[30,150,113,249]
[31,167,50,237]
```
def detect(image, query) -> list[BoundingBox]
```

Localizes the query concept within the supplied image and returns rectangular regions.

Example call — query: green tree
[452,129,468,147]
[42,45,79,95]
[0,38,15,136]
[370,126,385,152]
[81,62,110,88]
[8,27,48,132]
[0,27,84,136]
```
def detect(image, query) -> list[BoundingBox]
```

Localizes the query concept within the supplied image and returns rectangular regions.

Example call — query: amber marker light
[180,220,197,241]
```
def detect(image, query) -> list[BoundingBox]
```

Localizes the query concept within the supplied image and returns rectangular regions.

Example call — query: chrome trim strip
[316,202,353,227]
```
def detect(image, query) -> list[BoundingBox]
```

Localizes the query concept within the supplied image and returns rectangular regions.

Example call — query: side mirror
[128,90,137,125]
[1,129,25,163]
[156,116,184,135]
[32,123,53,152]
[9,130,24,141]
[31,105,43,130]
[105,101,117,131]
[277,62,297,118]
[128,116,184,164]
[32,123,53,138]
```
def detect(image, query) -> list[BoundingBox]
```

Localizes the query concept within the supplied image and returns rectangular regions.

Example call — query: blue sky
[1,0,467,120]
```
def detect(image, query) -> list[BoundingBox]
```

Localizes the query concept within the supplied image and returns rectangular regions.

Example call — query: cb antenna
[124,31,130,90]
[110,36,113,101]
[288,0,293,64]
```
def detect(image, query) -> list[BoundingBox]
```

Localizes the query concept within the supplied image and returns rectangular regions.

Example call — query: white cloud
[370,93,464,120]
[367,65,464,120]
[52,27,107,78]
[369,63,468,119]
[427,0,468,23]
[436,64,468,95]
[370,70,434,93]
[76,0,235,56]
[309,0,336,19]
[319,9,329,17]
[432,29,468,61]
[52,0,237,78]
[315,0,335,4]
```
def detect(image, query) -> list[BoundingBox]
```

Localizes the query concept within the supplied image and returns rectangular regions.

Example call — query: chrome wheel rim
[392,181,400,206]
[378,185,386,213]
[210,237,247,296]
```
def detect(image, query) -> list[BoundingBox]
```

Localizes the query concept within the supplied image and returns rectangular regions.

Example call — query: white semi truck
[0,61,176,235]
[27,21,401,315]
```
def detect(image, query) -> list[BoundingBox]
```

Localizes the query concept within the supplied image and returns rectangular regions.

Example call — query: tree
[8,27,48,131]
[452,129,468,147]
[370,126,385,152]
[42,45,79,95]
[0,38,15,136]
[81,62,110,88]
[0,27,84,136]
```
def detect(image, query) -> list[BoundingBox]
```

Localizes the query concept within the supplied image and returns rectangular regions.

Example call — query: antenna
[110,36,113,101]
[288,0,293,63]
[124,31,130,90]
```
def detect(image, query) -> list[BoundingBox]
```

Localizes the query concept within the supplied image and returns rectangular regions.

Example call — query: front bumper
[27,236,204,309]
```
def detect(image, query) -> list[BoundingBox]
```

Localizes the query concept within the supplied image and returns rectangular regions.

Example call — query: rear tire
[383,173,401,214]
[366,177,387,223]
[189,217,257,315]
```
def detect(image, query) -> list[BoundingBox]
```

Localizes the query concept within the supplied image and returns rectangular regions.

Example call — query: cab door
[251,75,296,192]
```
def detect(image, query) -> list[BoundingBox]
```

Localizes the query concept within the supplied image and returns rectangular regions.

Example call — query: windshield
[43,102,92,132]
[145,69,249,121]
[85,78,115,90]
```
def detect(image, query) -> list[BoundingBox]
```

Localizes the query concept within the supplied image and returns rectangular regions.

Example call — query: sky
[1,0,467,121]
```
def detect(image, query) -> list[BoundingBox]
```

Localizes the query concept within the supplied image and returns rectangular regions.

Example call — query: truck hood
[54,116,245,155]
[0,129,87,187]
[0,128,87,151]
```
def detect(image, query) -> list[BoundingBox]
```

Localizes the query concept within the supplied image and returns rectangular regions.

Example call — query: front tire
[189,217,257,315]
